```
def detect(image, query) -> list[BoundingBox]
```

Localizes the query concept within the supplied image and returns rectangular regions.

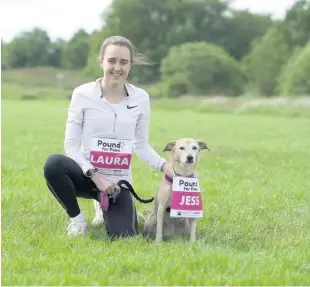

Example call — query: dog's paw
[190,237,196,243]
[155,237,163,243]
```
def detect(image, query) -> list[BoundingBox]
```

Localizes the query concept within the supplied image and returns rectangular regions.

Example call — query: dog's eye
[192,146,198,150]
[179,146,185,150]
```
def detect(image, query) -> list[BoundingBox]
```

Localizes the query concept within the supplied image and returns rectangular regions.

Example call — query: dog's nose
[186,155,194,163]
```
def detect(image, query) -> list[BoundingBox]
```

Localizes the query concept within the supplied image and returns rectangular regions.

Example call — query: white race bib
[89,137,133,176]
[170,176,203,218]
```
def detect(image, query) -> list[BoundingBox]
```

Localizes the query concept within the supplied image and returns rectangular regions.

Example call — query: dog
[143,138,209,243]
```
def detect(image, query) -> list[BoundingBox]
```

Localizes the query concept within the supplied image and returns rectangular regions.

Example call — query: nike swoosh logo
[127,105,138,109]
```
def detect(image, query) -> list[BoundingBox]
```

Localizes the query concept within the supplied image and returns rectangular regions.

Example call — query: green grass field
[1,67,94,90]
[2,98,310,286]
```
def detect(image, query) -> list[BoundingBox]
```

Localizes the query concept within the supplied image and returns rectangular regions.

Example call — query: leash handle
[117,180,154,203]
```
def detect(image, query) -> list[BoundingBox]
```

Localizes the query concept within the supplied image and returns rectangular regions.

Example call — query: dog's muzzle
[186,155,194,163]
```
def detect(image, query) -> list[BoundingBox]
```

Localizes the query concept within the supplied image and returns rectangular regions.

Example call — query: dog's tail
[117,180,154,203]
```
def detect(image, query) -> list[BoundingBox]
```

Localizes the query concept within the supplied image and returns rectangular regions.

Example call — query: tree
[6,28,51,68]
[284,0,310,47]
[47,38,66,68]
[242,23,291,96]
[1,40,10,69]
[277,42,310,96]
[63,29,90,69]
[223,10,273,60]
[86,0,232,83]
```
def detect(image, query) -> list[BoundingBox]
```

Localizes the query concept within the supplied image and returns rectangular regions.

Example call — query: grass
[3,81,310,120]
[1,67,152,99]
[1,67,94,90]
[3,67,310,119]
[1,97,310,286]
[150,95,310,118]
[1,83,73,100]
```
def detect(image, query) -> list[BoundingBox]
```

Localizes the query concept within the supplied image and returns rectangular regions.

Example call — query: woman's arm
[64,89,94,174]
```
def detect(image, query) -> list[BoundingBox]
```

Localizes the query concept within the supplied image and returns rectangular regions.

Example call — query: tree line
[2,0,310,97]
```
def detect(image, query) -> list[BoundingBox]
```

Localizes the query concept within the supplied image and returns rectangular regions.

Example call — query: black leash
[117,180,154,203]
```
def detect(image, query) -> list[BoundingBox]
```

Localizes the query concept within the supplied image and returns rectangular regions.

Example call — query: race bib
[170,176,203,218]
[89,137,133,176]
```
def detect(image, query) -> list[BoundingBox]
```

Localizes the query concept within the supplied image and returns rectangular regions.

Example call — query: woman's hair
[98,35,153,66]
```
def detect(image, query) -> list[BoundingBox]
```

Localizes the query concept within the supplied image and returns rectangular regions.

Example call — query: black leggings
[43,154,99,217]
[43,154,139,238]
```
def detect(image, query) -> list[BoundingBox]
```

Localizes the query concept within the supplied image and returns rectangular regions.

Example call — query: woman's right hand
[91,173,117,194]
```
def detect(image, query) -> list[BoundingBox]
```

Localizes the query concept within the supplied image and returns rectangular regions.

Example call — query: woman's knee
[43,154,69,178]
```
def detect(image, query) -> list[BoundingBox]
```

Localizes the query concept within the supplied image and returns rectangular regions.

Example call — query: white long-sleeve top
[64,78,167,183]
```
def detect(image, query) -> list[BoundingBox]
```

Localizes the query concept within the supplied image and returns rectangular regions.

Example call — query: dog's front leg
[155,204,165,242]
[91,200,104,226]
[188,218,197,243]
[143,212,157,238]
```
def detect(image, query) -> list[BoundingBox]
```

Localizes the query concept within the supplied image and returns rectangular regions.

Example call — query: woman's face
[100,44,132,86]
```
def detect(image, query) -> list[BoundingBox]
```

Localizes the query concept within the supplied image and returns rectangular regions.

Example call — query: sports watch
[85,168,99,178]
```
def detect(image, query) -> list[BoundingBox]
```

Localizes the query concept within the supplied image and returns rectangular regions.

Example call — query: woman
[43,35,168,237]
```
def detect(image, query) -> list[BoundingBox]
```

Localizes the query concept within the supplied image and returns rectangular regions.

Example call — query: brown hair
[98,35,153,66]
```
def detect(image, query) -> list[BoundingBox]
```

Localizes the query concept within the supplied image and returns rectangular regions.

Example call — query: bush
[161,73,189,98]
[160,42,246,97]
[144,83,165,98]
[277,43,310,96]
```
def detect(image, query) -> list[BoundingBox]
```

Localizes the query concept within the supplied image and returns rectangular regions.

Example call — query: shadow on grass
[87,216,151,242]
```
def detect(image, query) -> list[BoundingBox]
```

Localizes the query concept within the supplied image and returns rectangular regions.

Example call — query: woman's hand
[161,162,172,175]
[91,173,118,194]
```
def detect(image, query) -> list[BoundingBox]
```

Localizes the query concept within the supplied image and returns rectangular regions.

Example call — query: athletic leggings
[43,154,99,217]
[43,154,139,238]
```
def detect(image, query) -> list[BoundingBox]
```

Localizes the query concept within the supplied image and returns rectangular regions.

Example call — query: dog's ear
[198,140,209,151]
[163,141,176,152]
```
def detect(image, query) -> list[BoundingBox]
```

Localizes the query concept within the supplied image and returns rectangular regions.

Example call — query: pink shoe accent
[99,192,110,211]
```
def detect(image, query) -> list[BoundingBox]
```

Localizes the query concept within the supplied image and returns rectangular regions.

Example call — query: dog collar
[164,174,173,185]
[164,171,196,186]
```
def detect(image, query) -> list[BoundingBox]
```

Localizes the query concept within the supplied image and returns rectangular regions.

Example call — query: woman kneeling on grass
[43,35,169,238]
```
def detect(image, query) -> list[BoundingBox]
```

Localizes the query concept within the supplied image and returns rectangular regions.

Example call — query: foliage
[2,0,310,97]
[284,0,310,47]
[222,10,273,60]
[5,28,52,68]
[84,0,271,84]
[277,42,310,96]
[160,42,246,97]
[63,29,90,69]
[242,23,291,96]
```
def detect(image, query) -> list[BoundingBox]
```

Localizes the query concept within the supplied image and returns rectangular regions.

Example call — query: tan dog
[143,138,209,243]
